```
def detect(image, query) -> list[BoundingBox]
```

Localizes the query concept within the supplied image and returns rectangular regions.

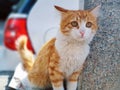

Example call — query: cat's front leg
[67,71,79,90]
[67,69,83,90]
[49,67,64,90]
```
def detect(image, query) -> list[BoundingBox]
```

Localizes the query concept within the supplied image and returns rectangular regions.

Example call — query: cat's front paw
[67,81,77,90]
[53,86,64,90]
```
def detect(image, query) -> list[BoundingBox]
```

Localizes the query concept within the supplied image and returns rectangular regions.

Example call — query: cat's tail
[15,35,34,72]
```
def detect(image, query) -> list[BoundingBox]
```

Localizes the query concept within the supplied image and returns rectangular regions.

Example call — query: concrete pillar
[78,0,120,90]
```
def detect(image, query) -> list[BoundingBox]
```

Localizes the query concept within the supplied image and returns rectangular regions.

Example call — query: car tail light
[4,18,35,54]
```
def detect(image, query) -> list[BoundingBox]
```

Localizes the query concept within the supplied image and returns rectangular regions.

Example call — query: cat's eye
[86,22,92,28]
[71,21,78,27]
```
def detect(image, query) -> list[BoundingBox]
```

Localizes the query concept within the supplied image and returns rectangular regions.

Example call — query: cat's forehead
[63,10,95,21]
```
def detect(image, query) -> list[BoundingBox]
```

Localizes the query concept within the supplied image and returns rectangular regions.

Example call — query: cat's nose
[80,30,85,37]
[79,30,85,37]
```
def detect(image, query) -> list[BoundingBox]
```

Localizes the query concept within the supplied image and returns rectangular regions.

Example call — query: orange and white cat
[15,5,100,90]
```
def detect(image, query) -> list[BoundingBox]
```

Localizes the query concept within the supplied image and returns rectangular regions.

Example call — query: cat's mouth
[73,34,86,41]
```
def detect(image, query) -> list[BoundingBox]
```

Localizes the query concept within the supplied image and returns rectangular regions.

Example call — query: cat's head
[55,5,100,43]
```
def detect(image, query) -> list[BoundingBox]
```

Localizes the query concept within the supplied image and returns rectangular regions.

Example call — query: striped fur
[16,35,34,72]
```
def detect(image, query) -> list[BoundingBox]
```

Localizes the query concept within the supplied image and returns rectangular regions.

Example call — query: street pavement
[0,71,14,90]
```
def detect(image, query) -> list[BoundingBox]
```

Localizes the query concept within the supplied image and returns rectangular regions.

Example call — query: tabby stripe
[54,69,64,76]
[69,79,77,82]
[68,71,80,82]
[72,71,80,75]
[49,66,55,70]
[49,67,64,76]
[61,30,69,34]
[51,79,63,83]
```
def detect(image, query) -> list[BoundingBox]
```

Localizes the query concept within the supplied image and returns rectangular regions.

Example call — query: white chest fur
[55,32,90,77]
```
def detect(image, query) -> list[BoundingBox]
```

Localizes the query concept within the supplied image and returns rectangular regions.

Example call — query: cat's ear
[54,5,68,13]
[90,5,101,18]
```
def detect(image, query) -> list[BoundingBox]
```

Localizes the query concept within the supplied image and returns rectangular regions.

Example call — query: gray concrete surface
[78,0,120,90]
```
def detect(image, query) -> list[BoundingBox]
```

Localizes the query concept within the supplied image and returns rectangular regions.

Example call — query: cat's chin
[73,35,94,44]
[71,36,87,43]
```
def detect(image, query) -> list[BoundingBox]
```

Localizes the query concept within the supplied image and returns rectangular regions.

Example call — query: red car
[4,0,36,54]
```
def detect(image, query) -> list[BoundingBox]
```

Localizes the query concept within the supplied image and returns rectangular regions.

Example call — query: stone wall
[78,0,120,90]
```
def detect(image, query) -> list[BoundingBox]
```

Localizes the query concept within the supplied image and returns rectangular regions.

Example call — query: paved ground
[0,71,14,90]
